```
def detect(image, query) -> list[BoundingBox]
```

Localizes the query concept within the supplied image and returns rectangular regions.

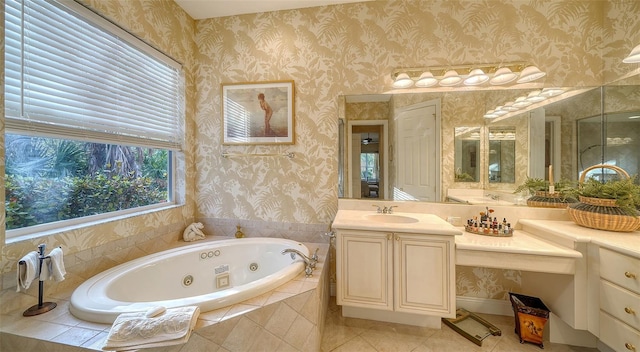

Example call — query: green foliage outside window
[4,134,170,231]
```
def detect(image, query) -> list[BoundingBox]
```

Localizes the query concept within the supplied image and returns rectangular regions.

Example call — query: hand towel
[102,306,200,351]
[17,251,39,292]
[47,247,66,282]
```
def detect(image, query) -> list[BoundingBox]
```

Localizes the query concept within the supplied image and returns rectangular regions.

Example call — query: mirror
[338,81,640,204]
[488,127,516,183]
[454,127,480,182]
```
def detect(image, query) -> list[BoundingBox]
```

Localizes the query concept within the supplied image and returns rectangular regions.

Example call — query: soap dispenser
[235,225,244,238]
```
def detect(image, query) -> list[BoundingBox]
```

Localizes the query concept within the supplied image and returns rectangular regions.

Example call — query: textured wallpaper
[193,0,640,226]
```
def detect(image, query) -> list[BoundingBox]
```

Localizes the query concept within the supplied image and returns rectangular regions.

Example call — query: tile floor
[320,297,599,352]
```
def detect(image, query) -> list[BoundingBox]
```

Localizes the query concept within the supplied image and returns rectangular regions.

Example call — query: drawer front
[600,311,640,352]
[600,248,640,294]
[600,280,640,330]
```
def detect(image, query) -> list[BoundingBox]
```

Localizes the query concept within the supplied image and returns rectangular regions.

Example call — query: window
[360,153,379,182]
[4,0,184,237]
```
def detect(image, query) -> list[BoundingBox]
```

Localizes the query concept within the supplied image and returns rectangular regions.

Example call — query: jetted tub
[70,237,309,323]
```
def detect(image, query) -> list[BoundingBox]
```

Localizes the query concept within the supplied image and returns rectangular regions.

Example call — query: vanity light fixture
[525,90,547,103]
[415,71,438,87]
[539,87,565,97]
[623,44,640,63]
[392,72,414,88]
[489,67,519,85]
[516,65,546,83]
[501,102,519,112]
[463,68,490,86]
[512,96,533,108]
[483,110,499,118]
[439,70,463,86]
[493,107,508,116]
[390,61,545,89]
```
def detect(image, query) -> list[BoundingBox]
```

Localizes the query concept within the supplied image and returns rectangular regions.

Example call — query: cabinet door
[337,230,393,310]
[394,233,455,317]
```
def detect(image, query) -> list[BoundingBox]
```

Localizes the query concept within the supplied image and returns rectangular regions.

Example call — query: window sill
[6,203,184,245]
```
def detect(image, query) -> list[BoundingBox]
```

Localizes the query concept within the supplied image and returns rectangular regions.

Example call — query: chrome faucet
[372,205,398,214]
[282,248,318,277]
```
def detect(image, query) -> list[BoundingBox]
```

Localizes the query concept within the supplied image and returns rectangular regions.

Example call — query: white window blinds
[4,0,184,150]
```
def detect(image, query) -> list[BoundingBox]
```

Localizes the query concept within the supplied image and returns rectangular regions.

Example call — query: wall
[191,0,640,300]
[0,0,198,290]
[193,0,640,229]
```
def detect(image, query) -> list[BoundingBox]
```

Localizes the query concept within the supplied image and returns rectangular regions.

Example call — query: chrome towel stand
[19,244,58,316]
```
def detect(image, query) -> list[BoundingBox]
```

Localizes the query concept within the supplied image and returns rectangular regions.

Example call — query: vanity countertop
[332,210,462,236]
[454,228,582,274]
[519,219,640,258]
[455,229,582,258]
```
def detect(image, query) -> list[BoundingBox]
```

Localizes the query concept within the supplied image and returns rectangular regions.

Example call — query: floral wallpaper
[0,0,638,303]
[193,0,635,227]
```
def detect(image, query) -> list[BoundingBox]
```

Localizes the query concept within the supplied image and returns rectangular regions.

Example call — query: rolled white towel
[17,251,39,292]
[102,306,200,351]
[47,247,66,282]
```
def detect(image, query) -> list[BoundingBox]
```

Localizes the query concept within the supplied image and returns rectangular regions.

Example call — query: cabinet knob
[625,271,637,279]
[625,342,636,351]
[625,307,636,315]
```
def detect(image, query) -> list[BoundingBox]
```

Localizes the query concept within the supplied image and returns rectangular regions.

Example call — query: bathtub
[69,237,309,324]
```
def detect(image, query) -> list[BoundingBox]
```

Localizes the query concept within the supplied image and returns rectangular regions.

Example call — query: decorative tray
[464,225,513,237]
[464,207,514,237]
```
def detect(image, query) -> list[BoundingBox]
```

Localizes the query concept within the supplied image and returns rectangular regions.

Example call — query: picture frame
[222,80,295,145]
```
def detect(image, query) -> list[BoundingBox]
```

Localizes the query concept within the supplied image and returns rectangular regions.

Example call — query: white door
[396,102,438,201]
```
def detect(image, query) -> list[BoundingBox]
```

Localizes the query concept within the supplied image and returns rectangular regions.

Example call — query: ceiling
[174,0,369,20]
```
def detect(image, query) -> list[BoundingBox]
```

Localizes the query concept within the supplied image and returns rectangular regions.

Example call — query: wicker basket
[527,191,577,209]
[567,164,640,232]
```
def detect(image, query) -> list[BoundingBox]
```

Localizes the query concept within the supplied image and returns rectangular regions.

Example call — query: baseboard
[455,296,513,316]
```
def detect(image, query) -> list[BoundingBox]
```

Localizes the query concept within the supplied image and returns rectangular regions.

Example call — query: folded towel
[17,251,39,292]
[47,247,66,282]
[102,306,200,351]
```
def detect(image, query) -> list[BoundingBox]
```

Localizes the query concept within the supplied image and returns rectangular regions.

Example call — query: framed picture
[222,80,295,145]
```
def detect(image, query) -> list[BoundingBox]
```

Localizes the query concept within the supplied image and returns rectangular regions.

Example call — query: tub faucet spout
[282,248,317,277]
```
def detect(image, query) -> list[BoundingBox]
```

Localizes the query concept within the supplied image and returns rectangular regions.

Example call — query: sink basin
[365,214,419,224]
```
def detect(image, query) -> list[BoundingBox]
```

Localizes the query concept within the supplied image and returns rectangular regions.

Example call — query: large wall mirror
[338,74,640,205]
[488,126,516,184]
[454,127,480,183]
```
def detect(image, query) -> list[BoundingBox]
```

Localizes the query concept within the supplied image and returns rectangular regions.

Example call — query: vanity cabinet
[598,247,640,352]
[336,229,455,320]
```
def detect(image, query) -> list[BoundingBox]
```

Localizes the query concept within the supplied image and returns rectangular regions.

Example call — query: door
[337,230,392,310]
[394,233,455,318]
[396,101,439,201]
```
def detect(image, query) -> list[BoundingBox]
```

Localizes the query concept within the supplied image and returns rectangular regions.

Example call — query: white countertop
[519,219,640,258]
[455,229,582,258]
[332,210,462,236]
